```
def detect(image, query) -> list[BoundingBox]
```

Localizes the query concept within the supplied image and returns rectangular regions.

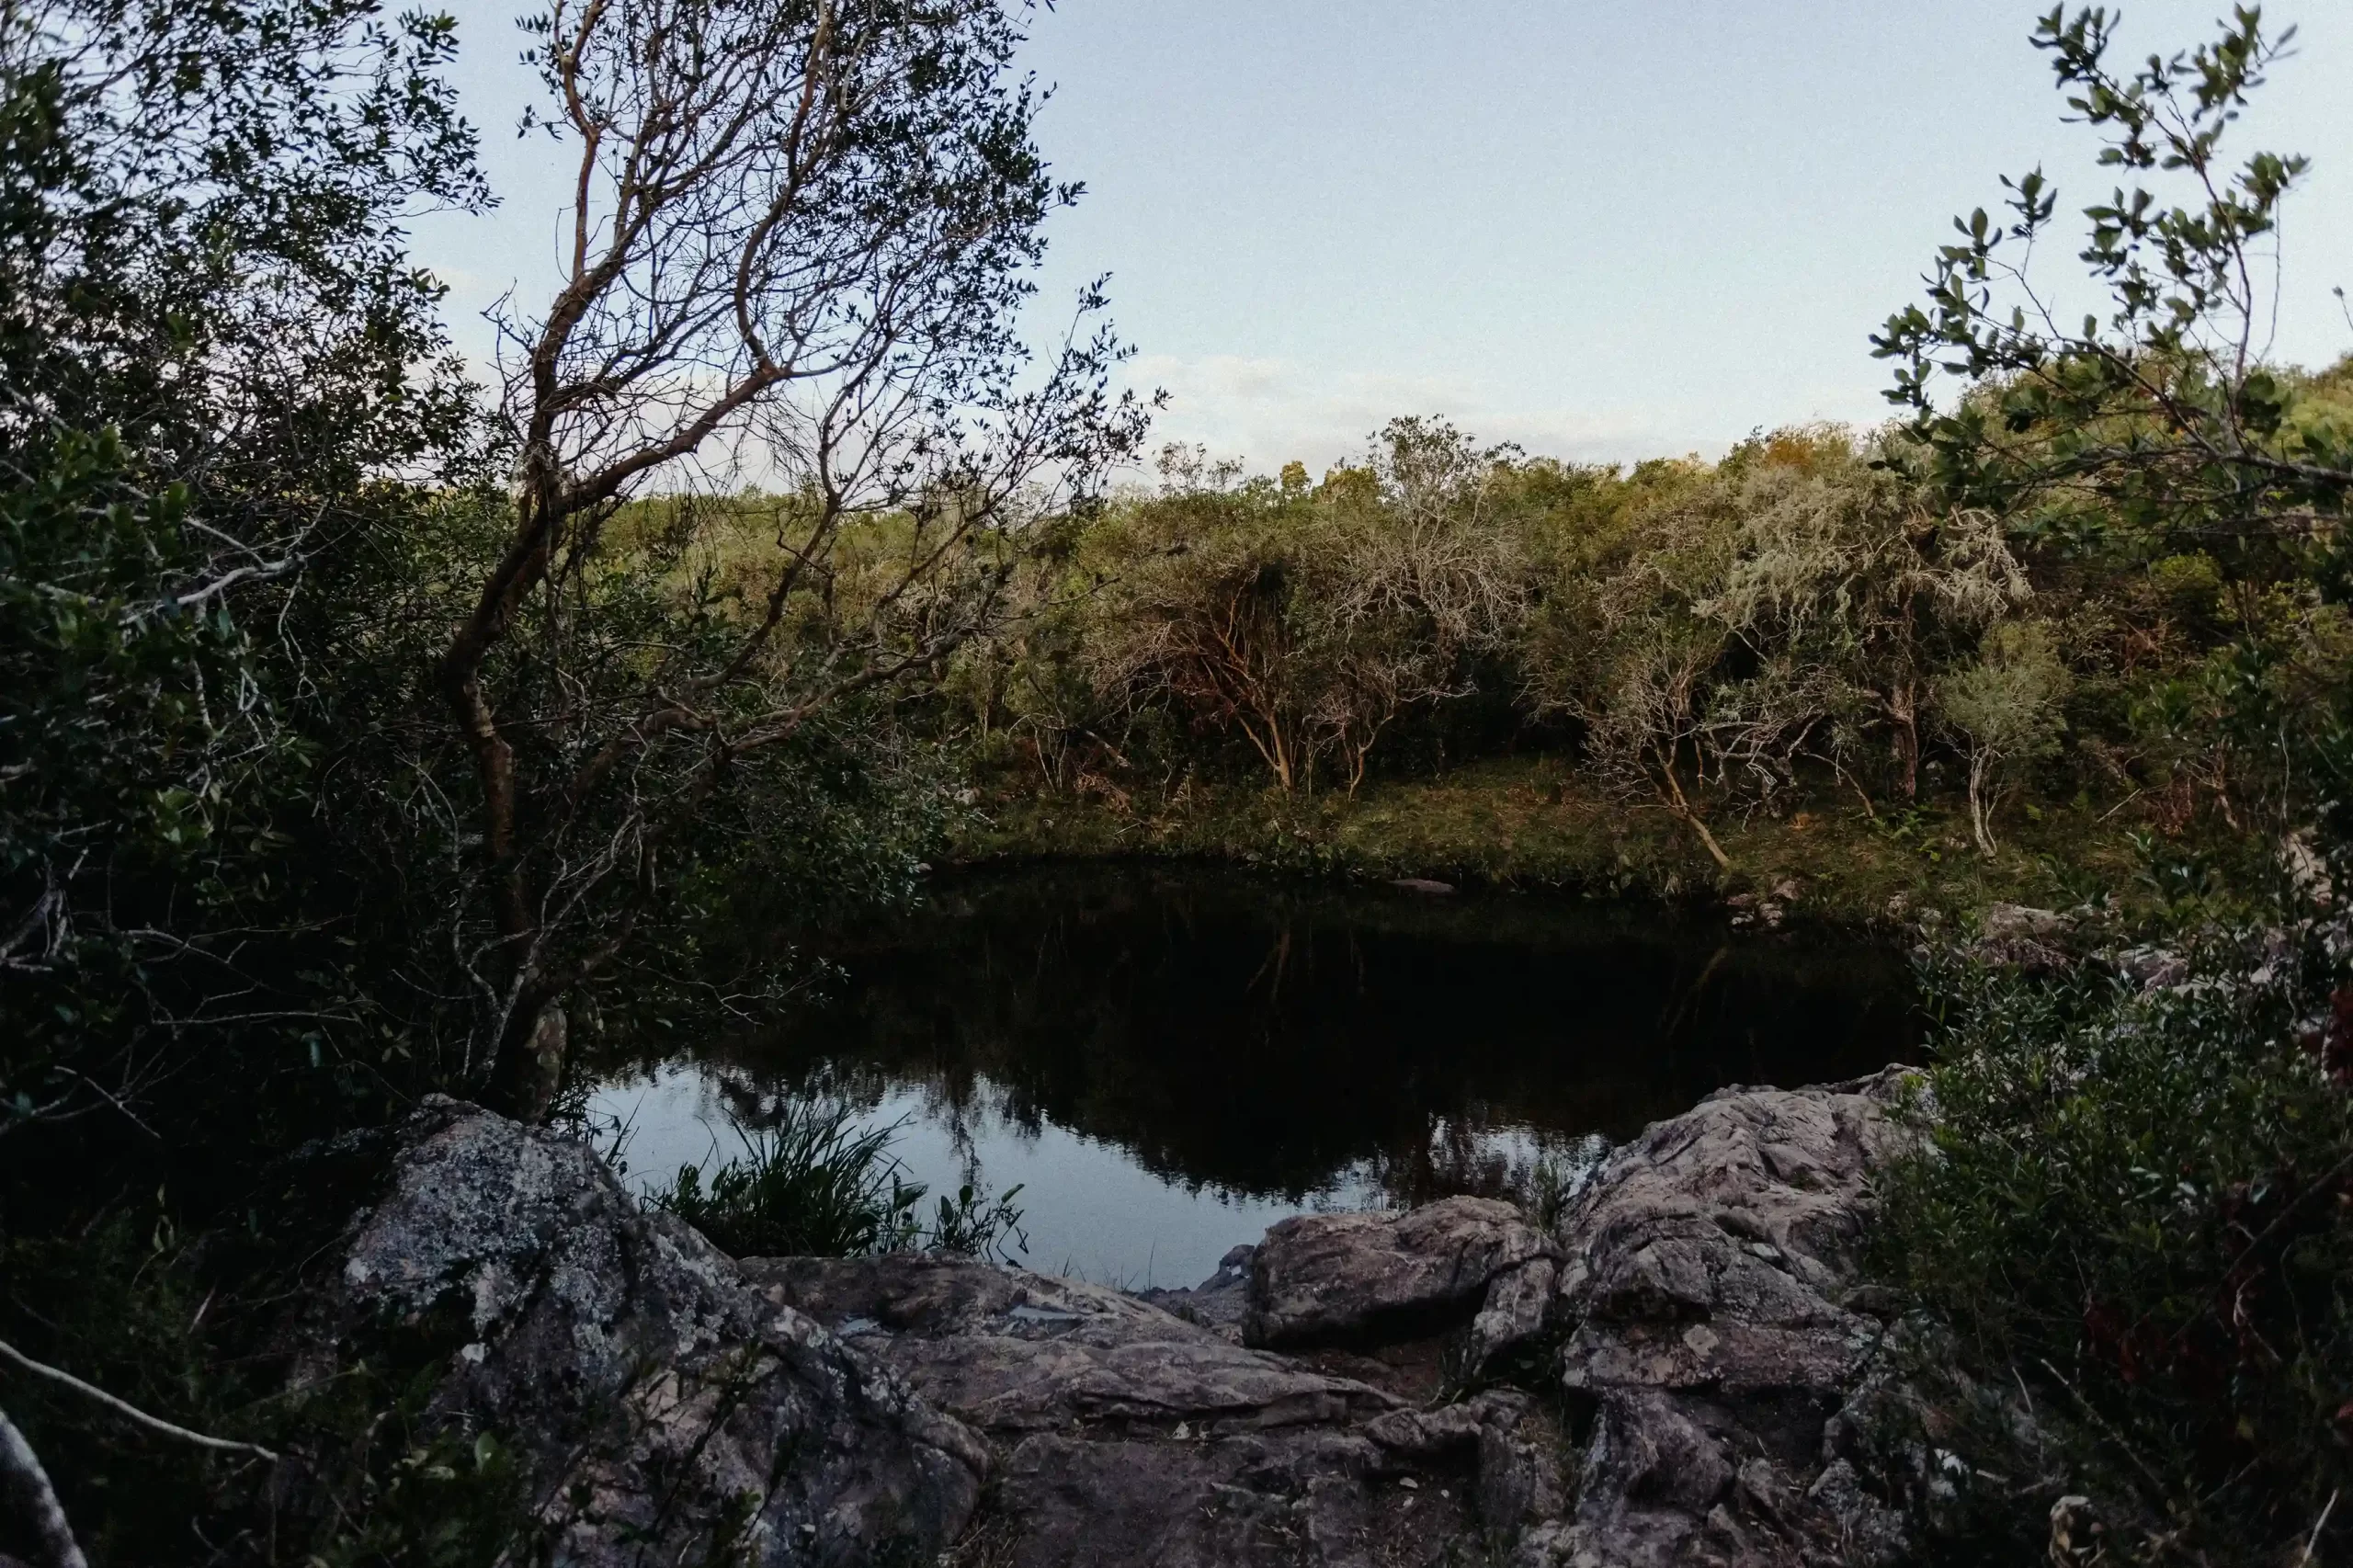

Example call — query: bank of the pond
[951,755,2159,929]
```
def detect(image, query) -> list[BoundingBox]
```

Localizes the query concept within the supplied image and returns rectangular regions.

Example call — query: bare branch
[0,1339,279,1463]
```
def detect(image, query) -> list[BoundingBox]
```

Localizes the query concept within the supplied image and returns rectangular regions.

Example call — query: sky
[414,1,2353,479]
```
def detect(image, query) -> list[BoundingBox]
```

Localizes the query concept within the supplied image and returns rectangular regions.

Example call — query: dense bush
[1872,926,2353,1561]
[948,390,2353,872]
[0,0,1104,1557]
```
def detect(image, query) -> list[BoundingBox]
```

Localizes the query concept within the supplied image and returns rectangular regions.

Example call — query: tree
[1872,2,2353,845]
[1084,424,1522,798]
[1301,419,1527,794]
[1698,433,2028,808]
[1521,458,1737,862]
[1,0,484,1139]
[1938,619,2072,854]
[1873,6,2350,557]
[1,0,494,1555]
[441,0,1149,1119]
[1083,448,1316,790]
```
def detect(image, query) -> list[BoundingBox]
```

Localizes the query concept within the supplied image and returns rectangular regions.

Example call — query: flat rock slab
[756,1253,1564,1568]
[1245,1195,1560,1350]
[297,1098,986,1566]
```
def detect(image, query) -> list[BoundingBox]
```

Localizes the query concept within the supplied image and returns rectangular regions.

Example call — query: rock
[1392,877,1457,894]
[1136,1242,1254,1342]
[749,1253,1396,1437]
[1245,1196,1559,1349]
[1969,903,2078,970]
[1807,1460,1910,1563]
[756,1252,1557,1567]
[298,1097,986,1566]
[2048,1494,2102,1565]
[1469,1255,1558,1375]
[2281,828,2334,907]
[1542,1071,1918,1567]
[2116,943,2189,992]
[287,1069,1944,1568]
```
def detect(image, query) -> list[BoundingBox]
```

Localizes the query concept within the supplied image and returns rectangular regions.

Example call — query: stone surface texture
[1521,1068,1918,1568]
[1243,1195,1560,1351]
[753,1252,1563,1568]
[296,1068,1926,1568]
[302,1097,987,1566]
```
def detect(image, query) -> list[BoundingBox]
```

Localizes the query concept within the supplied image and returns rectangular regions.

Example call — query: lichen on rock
[298,1096,987,1566]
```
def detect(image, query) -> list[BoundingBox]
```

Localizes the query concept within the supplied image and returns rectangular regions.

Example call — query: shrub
[1870,930,2353,1561]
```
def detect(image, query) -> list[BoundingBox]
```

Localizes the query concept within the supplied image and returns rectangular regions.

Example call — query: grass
[649,1098,1028,1262]
[951,753,2159,928]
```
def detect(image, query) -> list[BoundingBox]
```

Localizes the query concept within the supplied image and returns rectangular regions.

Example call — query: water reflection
[593,863,1915,1283]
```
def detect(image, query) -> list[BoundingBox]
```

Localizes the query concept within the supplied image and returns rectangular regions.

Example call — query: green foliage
[1871,935,2353,1561]
[1,1192,533,1567]
[1859,11,2353,1562]
[956,406,2350,878]
[1939,619,2073,854]
[1050,422,1525,795]
[0,0,1056,1556]
[0,0,488,1144]
[650,1101,1027,1262]
[1872,6,2350,549]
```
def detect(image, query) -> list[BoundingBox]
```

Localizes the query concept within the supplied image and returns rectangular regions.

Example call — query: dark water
[592,862,1916,1286]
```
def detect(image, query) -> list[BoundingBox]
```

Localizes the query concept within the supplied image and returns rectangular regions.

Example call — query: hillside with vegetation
[1,0,2350,1562]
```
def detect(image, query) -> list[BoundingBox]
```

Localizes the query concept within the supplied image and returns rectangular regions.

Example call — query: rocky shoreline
[294,1068,1925,1566]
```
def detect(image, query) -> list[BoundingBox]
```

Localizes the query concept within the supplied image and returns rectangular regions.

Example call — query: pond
[590,861,1917,1289]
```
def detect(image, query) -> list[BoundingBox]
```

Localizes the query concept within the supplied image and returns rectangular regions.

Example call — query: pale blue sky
[415,1,2353,474]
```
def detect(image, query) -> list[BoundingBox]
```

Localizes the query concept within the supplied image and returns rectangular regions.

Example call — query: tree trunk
[1887,683,1920,801]
[1967,750,1998,856]
[1656,753,1732,869]
[484,996,569,1123]
[0,1403,86,1568]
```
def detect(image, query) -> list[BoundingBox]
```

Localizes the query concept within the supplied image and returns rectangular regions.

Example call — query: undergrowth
[1867,926,2353,1562]
[954,754,2162,926]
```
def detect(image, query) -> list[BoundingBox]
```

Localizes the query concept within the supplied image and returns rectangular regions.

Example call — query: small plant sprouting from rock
[650,1099,1027,1262]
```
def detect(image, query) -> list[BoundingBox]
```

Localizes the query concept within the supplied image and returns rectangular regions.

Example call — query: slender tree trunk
[1887,683,1920,801]
[483,994,568,1123]
[1967,749,1998,856]
[0,1403,86,1568]
[1656,751,1732,869]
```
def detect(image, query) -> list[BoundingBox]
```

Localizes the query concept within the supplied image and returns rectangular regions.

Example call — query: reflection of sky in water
[591,1062,1586,1289]
[594,1062,1354,1286]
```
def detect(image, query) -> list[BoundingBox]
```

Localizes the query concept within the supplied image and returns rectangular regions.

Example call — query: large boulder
[756,1252,1568,1568]
[1519,1071,1918,1568]
[1243,1195,1560,1351]
[285,1070,1928,1568]
[293,1098,987,1566]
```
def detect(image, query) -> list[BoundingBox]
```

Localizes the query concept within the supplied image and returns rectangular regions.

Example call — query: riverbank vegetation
[0,0,1130,1558]
[1849,11,2353,1561]
[938,381,2353,919]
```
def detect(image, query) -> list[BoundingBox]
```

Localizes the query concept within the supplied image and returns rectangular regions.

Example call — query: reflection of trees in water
[662,867,1915,1203]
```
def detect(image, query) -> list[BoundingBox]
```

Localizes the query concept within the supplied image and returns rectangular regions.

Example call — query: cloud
[1118,354,1745,477]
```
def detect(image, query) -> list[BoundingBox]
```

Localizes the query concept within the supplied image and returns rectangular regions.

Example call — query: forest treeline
[935,387,2353,865]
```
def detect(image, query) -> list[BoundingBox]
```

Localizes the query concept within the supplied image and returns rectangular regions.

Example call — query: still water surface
[591,863,1916,1287]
